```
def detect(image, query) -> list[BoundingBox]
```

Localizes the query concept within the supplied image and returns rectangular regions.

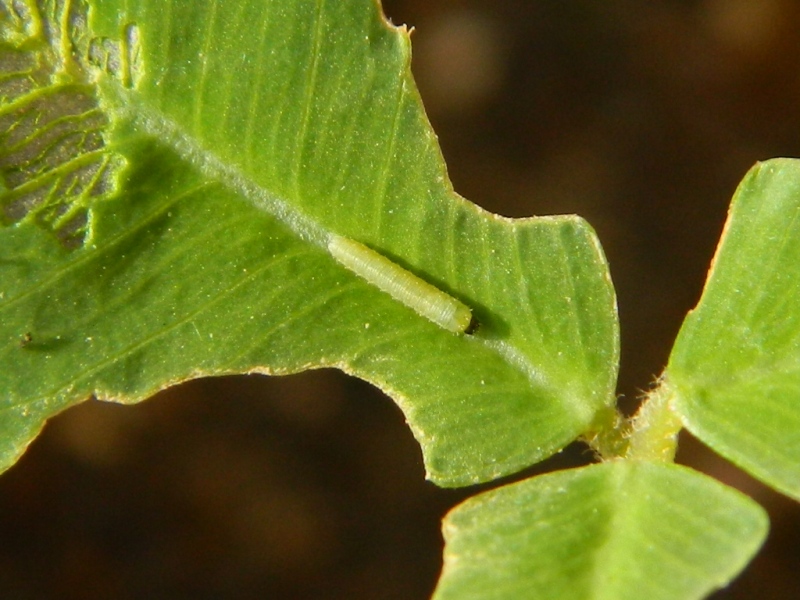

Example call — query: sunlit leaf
[434,462,768,600]
[668,158,800,500]
[0,0,618,485]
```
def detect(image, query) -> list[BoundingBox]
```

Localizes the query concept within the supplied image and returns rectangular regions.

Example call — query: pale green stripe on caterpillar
[328,235,476,334]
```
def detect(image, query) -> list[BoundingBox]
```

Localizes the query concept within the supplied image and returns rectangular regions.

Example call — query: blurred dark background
[2,1,800,598]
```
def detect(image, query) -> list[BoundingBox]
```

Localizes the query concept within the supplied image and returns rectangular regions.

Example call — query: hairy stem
[625,377,683,461]
[584,376,683,462]
[582,404,630,460]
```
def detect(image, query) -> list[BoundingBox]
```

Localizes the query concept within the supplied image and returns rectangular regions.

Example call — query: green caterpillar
[328,235,476,334]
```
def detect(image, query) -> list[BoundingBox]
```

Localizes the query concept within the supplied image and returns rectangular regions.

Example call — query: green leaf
[433,462,768,600]
[0,1,619,485]
[668,158,800,500]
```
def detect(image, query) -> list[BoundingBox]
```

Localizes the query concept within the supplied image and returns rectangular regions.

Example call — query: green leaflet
[434,462,768,600]
[669,159,800,501]
[1,0,619,485]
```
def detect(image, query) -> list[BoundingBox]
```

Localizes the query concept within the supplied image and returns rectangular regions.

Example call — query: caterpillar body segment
[328,235,475,334]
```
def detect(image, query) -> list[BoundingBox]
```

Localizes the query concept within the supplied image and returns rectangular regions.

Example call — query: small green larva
[328,235,475,334]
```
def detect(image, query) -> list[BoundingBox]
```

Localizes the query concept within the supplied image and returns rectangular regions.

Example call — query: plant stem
[625,376,683,462]
[582,405,630,460]
[583,376,683,462]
